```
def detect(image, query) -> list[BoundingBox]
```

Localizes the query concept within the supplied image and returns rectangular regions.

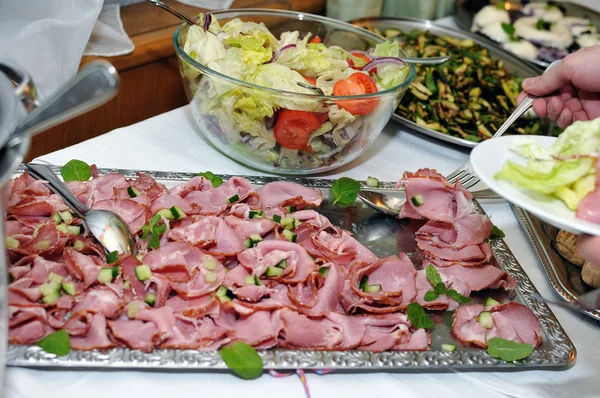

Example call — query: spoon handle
[24,163,91,218]
[147,0,198,26]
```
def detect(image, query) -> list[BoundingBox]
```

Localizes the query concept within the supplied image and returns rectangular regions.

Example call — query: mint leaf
[423,290,439,301]
[536,19,552,30]
[490,225,505,238]
[60,160,91,182]
[434,282,447,295]
[426,264,443,289]
[142,214,161,239]
[148,223,167,250]
[221,341,263,379]
[198,171,223,188]
[446,289,472,304]
[501,22,515,36]
[330,177,361,206]
[486,337,534,362]
[106,250,118,264]
[407,302,434,329]
[37,330,70,356]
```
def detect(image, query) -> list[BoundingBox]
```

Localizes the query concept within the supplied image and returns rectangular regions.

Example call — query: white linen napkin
[83,4,135,57]
[175,0,234,10]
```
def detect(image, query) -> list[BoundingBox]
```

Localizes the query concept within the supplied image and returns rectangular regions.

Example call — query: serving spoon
[146,0,451,65]
[24,163,137,255]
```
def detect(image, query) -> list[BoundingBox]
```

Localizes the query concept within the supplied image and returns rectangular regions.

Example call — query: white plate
[470,135,600,236]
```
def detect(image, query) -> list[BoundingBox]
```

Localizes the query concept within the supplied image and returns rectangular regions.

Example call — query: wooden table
[25,0,325,161]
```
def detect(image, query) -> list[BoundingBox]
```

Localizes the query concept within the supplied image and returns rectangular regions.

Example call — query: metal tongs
[532,289,600,314]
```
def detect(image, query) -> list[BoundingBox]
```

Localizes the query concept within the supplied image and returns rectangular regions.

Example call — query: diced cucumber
[97,268,114,284]
[53,213,62,224]
[135,264,152,281]
[255,276,263,286]
[285,206,296,213]
[441,343,457,352]
[127,301,141,318]
[249,210,264,219]
[5,236,19,250]
[56,224,69,234]
[280,217,294,228]
[228,194,240,204]
[265,266,283,277]
[106,250,118,264]
[249,234,263,244]
[60,211,73,225]
[123,280,131,290]
[277,260,287,269]
[272,214,282,223]
[203,257,217,270]
[37,240,52,250]
[40,281,60,297]
[66,225,82,235]
[245,275,257,285]
[204,271,217,284]
[61,282,75,296]
[359,275,368,291]
[170,205,186,220]
[364,284,382,293]
[282,229,296,242]
[73,240,84,250]
[111,266,120,278]
[216,285,232,302]
[293,218,302,229]
[127,186,141,198]
[411,195,425,207]
[135,254,144,262]
[477,311,494,329]
[366,176,379,187]
[144,294,156,307]
[318,266,330,278]
[41,291,62,304]
[244,238,254,248]
[485,297,500,307]
[48,272,64,284]
[156,209,174,220]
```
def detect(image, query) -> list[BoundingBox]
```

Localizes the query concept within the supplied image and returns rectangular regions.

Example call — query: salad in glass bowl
[173,9,415,174]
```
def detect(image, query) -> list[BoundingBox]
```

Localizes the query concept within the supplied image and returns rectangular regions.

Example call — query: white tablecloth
[5,1,600,395]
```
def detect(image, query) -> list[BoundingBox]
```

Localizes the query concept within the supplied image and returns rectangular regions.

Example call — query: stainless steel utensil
[24,163,137,255]
[147,0,451,65]
[7,60,119,149]
[531,289,600,313]
[358,188,501,217]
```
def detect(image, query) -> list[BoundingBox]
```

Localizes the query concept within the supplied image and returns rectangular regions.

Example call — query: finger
[546,96,564,120]
[572,110,590,122]
[556,108,574,129]
[576,235,600,268]
[564,97,583,113]
[559,85,576,101]
[532,98,548,118]
[516,91,529,105]
[522,59,573,96]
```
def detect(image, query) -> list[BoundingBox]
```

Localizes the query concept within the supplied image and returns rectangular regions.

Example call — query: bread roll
[556,230,586,267]
[582,261,600,288]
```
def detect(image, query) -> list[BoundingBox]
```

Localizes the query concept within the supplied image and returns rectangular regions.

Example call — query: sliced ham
[165,295,220,319]
[278,309,343,349]
[438,264,515,292]
[416,214,492,250]
[169,255,225,297]
[143,241,205,281]
[70,313,114,350]
[256,181,323,209]
[71,288,121,318]
[232,310,279,348]
[14,223,63,256]
[150,194,193,215]
[310,230,378,266]
[131,172,168,201]
[108,319,160,352]
[224,215,276,240]
[25,256,67,285]
[168,216,246,256]
[183,176,257,215]
[8,306,48,344]
[63,247,102,289]
[168,176,212,198]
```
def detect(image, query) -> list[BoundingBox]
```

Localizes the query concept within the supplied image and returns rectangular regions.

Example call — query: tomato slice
[310,36,321,44]
[303,76,317,86]
[332,73,380,115]
[315,112,329,124]
[274,110,320,150]
[350,51,372,63]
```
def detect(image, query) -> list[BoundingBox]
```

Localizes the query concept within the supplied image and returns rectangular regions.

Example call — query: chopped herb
[426,264,443,287]
[486,337,534,362]
[407,302,434,329]
[197,171,223,188]
[105,250,119,264]
[536,19,552,31]
[221,341,263,379]
[446,289,472,304]
[60,159,91,182]
[490,225,505,238]
[330,177,361,206]
[148,223,167,250]
[37,330,71,356]
[501,22,515,36]
[423,290,439,301]
[424,264,471,304]
[141,214,161,239]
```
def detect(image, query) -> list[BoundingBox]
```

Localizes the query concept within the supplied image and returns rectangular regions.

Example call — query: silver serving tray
[512,205,600,322]
[350,17,549,149]
[454,0,600,70]
[6,166,576,371]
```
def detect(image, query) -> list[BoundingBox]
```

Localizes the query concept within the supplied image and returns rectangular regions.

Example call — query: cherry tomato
[310,36,321,44]
[303,76,317,86]
[332,73,380,115]
[348,52,371,70]
[274,109,320,150]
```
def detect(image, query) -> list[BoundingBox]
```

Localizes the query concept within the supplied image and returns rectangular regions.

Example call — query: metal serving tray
[512,205,600,322]
[6,166,576,371]
[350,16,549,149]
[454,0,600,71]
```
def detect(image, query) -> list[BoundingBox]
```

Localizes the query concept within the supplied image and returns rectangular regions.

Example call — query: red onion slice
[270,44,297,63]
[361,57,406,73]
[349,50,373,60]
[203,13,212,31]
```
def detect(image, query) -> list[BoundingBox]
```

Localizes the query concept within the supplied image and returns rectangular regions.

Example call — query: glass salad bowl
[173,9,415,175]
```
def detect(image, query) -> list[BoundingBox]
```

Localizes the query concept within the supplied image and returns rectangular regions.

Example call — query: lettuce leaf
[372,63,410,90]
[274,45,349,78]
[372,40,400,58]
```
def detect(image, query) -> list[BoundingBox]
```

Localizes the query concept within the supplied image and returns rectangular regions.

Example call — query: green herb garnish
[141,214,161,239]
[486,337,534,362]
[330,177,361,206]
[105,250,119,264]
[60,159,91,182]
[148,223,167,250]
[406,302,434,329]
[490,225,505,239]
[221,341,263,379]
[501,22,520,42]
[536,19,552,31]
[197,171,223,188]
[495,1,506,10]
[424,264,471,303]
[37,330,71,356]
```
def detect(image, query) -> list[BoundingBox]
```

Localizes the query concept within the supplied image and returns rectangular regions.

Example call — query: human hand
[577,235,600,268]
[516,45,600,129]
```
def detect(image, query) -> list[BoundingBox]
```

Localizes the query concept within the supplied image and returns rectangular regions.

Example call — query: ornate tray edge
[5,166,577,371]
